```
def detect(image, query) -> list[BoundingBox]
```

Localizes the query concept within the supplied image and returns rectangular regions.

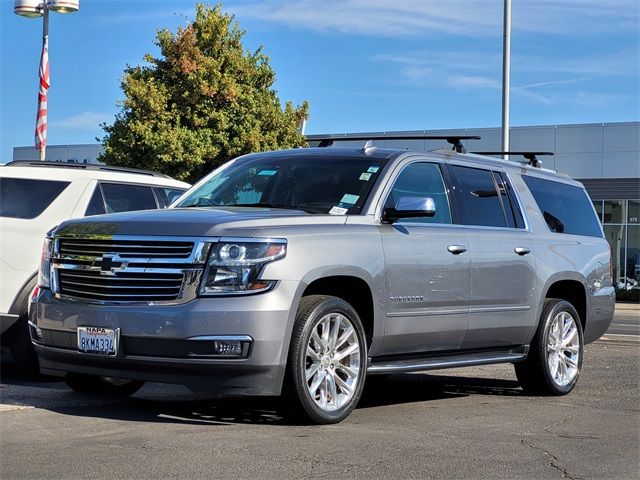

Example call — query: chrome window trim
[502,171,532,232]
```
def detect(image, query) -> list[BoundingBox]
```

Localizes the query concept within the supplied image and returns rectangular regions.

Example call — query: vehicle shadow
[0,355,61,386]
[2,360,523,426]
[358,372,522,409]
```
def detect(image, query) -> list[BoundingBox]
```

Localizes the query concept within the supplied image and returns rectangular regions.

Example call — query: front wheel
[283,295,368,424]
[515,299,584,395]
[64,373,144,396]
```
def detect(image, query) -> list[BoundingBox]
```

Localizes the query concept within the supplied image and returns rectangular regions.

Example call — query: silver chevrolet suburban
[30,138,615,424]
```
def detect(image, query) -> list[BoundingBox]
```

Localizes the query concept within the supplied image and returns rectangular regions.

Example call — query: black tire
[7,300,40,376]
[282,295,368,424]
[515,299,584,395]
[64,373,145,396]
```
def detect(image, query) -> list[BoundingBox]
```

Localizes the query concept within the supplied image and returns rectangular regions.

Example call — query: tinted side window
[100,183,158,213]
[0,178,70,219]
[385,162,452,224]
[154,187,186,208]
[451,165,506,227]
[85,187,106,216]
[522,175,602,237]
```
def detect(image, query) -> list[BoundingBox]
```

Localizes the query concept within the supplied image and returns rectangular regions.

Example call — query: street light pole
[501,0,511,160]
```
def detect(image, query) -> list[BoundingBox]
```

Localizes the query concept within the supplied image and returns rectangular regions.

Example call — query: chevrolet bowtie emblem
[94,254,128,276]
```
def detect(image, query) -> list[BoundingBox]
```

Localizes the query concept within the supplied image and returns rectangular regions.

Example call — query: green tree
[99,3,309,183]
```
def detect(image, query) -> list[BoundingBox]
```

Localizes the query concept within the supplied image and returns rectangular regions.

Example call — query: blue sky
[1,0,639,161]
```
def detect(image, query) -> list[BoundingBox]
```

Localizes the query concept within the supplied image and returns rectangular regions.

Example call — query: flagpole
[15,1,79,161]
[39,4,49,161]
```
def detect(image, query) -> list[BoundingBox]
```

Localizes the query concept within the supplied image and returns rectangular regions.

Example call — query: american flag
[35,37,50,155]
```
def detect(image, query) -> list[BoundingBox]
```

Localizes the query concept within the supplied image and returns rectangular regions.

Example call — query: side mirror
[383,196,436,224]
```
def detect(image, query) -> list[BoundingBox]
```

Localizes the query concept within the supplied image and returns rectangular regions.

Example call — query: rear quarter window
[523,175,602,237]
[0,177,70,219]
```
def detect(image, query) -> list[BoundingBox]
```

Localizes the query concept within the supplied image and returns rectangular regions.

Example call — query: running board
[367,346,528,375]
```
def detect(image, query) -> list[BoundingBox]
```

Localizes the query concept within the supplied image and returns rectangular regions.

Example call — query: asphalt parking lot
[1,308,638,480]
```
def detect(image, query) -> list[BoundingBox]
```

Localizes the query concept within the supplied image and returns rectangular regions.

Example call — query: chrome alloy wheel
[305,313,361,412]
[546,311,580,387]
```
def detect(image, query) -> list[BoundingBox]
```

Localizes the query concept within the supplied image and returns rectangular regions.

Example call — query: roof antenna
[361,140,377,155]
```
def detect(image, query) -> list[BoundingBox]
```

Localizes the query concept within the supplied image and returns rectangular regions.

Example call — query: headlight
[37,236,53,289]
[199,240,286,295]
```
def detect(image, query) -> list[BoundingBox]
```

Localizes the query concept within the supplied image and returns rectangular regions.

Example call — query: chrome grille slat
[61,242,190,249]
[58,238,194,259]
[60,287,179,299]
[58,271,184,301]
[59,271,183,283]
[58,250,186,258]
[60,279,181,291]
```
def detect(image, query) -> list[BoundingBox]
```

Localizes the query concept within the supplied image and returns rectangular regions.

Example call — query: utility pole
[501,0,511,160]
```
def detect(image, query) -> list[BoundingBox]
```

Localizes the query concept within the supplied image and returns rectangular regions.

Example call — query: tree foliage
[99,3,309,183]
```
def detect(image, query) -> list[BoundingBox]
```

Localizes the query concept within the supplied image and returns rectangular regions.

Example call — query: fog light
[214,340,242,355]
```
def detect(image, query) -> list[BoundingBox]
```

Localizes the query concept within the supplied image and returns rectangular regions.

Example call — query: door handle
[514,246,531,256]
[447,245,467,255]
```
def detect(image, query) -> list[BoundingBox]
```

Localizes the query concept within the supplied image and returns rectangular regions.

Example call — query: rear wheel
[64,373,144,396]
[515,299,583,395]
[283,295,368,424]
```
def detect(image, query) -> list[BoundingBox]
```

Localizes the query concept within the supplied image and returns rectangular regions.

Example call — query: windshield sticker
[339,194,360,206]
[257,170,278,176]
[329,206,349,215]
[367,166,380,173]
[359,172,372,181]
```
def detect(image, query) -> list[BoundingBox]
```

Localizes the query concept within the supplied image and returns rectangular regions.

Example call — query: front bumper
[30,281,303,396]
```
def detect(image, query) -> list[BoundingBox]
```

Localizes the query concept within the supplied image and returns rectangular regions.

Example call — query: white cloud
[92,8,194,24]
[369,48,636,107]
[228,0,639,38]
[51,112,111,130]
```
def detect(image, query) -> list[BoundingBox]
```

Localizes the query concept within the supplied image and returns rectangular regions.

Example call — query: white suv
[0,161,190,373]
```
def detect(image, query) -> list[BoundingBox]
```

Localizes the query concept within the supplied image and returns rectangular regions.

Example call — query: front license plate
[77,327,118,355]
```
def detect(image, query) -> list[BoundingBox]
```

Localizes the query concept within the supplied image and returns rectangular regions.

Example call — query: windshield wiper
[227,203,323,214]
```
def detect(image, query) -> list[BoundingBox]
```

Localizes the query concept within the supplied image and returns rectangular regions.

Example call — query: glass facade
[593,199,640,289]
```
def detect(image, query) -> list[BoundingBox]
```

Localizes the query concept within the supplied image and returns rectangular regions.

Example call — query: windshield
[176,154,388,214]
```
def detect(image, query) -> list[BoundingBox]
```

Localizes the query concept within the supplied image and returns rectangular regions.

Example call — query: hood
[54,207,347,238]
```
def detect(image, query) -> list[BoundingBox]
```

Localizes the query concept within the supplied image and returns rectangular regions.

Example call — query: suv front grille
[58,270,184,302]
[58,238,194,259]
[53,235,209,304]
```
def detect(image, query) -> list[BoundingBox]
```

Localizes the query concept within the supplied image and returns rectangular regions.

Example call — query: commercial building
[12,143,104,164]
[13,122,640,287]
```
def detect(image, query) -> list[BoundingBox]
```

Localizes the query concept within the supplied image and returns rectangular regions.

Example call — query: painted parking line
[599,334,640,341]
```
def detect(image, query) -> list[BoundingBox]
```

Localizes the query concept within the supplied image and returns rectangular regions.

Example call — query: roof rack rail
[310,135,481,153]
[4,160,170,178]
[472,151,554,168]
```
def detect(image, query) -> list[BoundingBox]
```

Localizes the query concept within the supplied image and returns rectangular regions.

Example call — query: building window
[599,199,640,290]
[628,200,640,224]
[603,200,625,224]
[627,225,640,288]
